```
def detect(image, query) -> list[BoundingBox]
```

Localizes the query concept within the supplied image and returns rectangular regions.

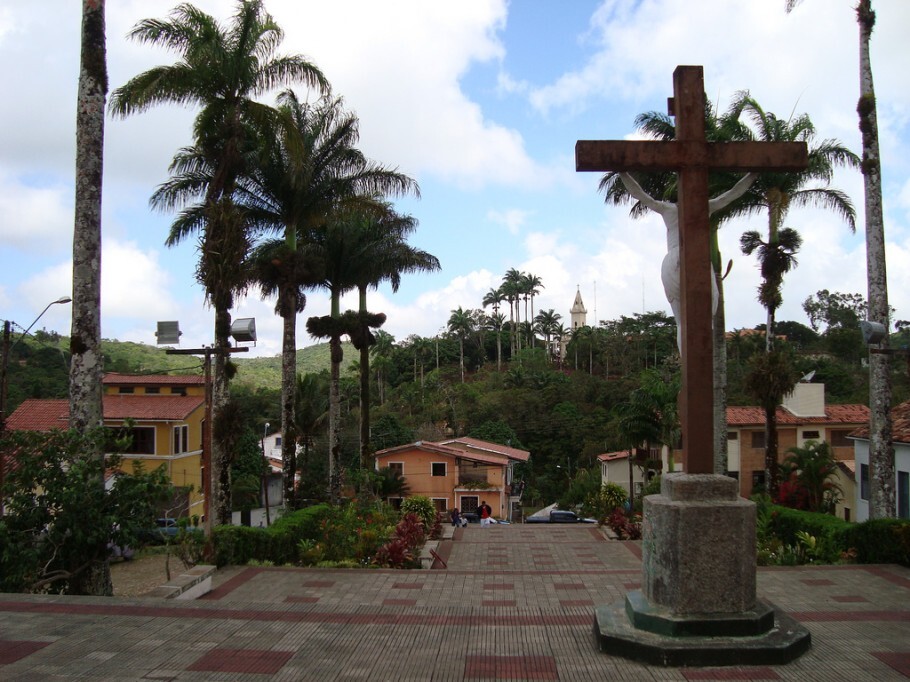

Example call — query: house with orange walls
[374,438,529,521]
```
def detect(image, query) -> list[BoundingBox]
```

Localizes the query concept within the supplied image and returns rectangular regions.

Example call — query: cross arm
[575,140,808,173]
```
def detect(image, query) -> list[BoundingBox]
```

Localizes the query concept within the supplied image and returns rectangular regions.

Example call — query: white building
[851,400,910,521]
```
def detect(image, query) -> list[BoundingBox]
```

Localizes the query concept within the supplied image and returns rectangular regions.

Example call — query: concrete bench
[145,565,216,600]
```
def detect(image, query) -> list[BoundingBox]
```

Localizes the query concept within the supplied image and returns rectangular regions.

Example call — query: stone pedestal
[593,473,811,667]
[642,474,755,615]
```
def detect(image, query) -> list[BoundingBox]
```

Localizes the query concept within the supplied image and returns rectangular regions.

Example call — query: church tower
[570,287,587,330]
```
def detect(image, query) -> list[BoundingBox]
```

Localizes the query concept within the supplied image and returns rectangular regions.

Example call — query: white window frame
[431,461,447,477]
[173,424,189,454]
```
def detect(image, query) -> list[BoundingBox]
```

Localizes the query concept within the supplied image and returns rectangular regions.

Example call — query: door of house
[461,496,478,513]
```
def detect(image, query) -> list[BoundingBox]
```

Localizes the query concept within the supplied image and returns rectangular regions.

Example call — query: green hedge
[840,518,910,566]
[766,504,910,566]
[212,504,333,567]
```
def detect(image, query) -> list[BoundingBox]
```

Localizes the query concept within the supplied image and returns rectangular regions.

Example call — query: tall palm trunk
[328,289,343,504]
[857,0,894,518]
[70,0,106,437]
[358,286,372,469]
[712,267,729,476]
[279,278,297,509]
[69,0,109,597]
[764,405,780,498]
[279,226,299,510]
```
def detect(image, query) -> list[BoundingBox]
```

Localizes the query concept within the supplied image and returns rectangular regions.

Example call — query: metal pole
[261,422,270,526]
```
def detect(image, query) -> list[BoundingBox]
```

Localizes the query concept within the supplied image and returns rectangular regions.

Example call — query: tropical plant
[292,372,328,506]
[732,92,859,352]
[243,91,421,483]
[110,0,329,524]
[447,306,474,383]
[788,0,894,523]
[743,349,801,496]
[346,208,437,467]
[482,288,505,370]
[534,309,562,362]
[0,428,172,595]
[779,440,842,513]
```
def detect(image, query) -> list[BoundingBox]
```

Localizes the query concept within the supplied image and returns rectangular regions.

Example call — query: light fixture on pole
[155,321,182,345]
[1,296,72,515]
[159,319,253,535]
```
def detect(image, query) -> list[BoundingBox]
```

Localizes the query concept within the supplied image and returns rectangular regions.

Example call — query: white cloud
[0,171,72,251]
[487,208,532,235]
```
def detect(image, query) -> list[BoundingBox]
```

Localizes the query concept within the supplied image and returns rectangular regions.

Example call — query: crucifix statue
[577,66,807,474]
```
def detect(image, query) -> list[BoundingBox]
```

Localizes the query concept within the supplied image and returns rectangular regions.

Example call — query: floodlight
[230,317,257,344]
[860,320,886,346]
[155,321,182,345]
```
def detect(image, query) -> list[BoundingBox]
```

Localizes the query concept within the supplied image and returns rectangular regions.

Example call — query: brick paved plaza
[0,524,908,680]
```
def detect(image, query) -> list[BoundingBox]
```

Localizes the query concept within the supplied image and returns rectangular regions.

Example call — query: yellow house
[6,373,207,517]
[374,438,530,521]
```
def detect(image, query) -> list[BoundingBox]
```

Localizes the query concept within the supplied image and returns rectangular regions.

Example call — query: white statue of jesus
[618,172,757,350]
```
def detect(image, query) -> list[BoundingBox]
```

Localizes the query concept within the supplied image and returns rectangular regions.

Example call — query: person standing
[478,500,492,527]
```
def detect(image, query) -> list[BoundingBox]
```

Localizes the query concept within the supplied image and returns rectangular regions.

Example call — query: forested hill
[3,331,352,413]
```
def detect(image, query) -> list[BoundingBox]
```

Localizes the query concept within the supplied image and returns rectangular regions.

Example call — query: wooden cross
[576,66,808,474]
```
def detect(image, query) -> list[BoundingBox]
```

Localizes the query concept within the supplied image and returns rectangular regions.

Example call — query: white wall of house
[600,457,645,497]
[853,439,910,522]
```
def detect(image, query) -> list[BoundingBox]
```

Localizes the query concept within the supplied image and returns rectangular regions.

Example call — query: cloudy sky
[1,0,908,358]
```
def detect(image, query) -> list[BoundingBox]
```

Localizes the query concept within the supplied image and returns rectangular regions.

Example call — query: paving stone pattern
[0,524,907,680]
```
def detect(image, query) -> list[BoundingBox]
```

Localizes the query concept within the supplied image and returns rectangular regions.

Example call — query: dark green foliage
[371,414,415,450]
[212,503,333,566]
[468,420,524,450]
[767,505,850,548]
[0,428,172,594]
[840,519,910,566]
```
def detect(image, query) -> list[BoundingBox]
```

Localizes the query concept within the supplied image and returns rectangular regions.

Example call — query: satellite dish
[800,370,816,383]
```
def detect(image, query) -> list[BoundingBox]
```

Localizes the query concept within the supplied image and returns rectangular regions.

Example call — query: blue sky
[1,0,909,358]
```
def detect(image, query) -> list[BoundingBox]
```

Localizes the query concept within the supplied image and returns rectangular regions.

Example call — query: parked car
[525,509,596,524]
[138,518,182,544]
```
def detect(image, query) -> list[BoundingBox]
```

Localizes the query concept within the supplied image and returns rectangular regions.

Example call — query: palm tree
[69,0,108,596]
[501,269,523,356]
[110,0,329,524]
[743,349,801,496]
[482,287,505,370]
[534,309,562,362]
[522,273,544,348]
[447,306,474,383]
[787,0,894,519]
[732,93,859,352]
[293,372,328,507]
[780,440,841,513]
[370,330,395,405]
[242,92,416,505]
[348,209,438,467]
[740,227,803,351]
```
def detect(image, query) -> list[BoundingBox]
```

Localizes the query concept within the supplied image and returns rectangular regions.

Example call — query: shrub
[840,518,910,566]
[374,513,426,568]
[585,482,628,525]
[606,508,642,540]
[401,496,436,530]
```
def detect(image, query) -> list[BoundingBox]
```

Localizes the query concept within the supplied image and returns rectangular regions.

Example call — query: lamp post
[0,296,72,515]
[261,422,270,527]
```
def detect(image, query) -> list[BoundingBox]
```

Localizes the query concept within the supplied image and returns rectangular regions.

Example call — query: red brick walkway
[0,524,907,680]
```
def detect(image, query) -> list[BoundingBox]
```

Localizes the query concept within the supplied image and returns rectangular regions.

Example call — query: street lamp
[1,296,72,515]
[1,296,72,430]
[261,422,270,526]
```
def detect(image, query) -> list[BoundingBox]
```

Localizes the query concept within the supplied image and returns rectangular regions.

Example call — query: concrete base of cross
[592,473,811,666]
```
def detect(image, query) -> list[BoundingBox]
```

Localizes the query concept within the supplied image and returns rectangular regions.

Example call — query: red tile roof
[598,450,632,462]
[375,441,509,467]
[851,400,910,443]
[5,399,69,431]
[103,373,205,386]
[727,404,869,427]
[6,395,205,431]
[436,436,530,462]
